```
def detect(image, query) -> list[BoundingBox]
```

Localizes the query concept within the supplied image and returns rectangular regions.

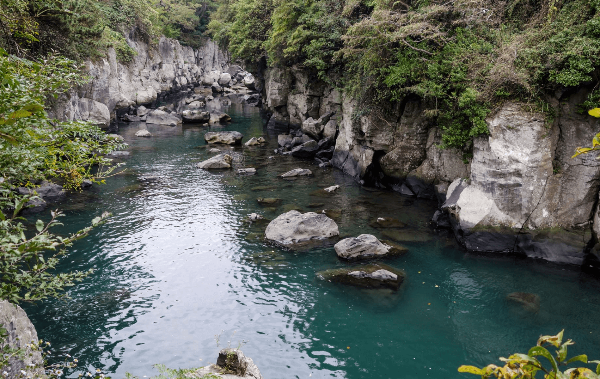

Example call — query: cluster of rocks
[262,208,407,290]
[197,131,266,171]
[275,112,336,168]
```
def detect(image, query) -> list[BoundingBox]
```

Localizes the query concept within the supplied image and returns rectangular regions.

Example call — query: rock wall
[50,35,229,127]
[261,65,600,266]
[0,301,45,379]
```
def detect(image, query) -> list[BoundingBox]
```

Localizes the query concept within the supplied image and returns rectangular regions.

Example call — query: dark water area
[23,96,600,378]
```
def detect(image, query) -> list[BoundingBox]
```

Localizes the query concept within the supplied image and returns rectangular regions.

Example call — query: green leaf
[457,365,484,375]
[529,346,559,372]
[593,134,600,148]
[566,355,588,365]
[589,360,600,375]
[35,220,44,232]
[558,340,574,362]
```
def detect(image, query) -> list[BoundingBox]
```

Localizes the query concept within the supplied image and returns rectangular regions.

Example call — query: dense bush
[208,0,600,149]
[0,47,124,306]
[0,0,217,61]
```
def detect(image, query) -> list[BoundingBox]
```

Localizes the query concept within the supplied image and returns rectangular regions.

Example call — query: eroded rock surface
[205,131,243,145]
[265,210,339,245]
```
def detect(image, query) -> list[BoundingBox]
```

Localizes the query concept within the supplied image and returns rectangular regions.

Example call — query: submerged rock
[205,131,243,145]
[506,292,541,313]
[369,217,407,229]
[257,197,281,205]
[280,168,312,178]
[265,210,339,245]
[135,129,152,137]
[197,154,233,169]
[381,229,433,243]
[317,264,406,290]
[335,234,397,260]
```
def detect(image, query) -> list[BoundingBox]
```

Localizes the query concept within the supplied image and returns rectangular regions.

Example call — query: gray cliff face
[262,65,600,265]
[51,36,228,126]
[0,301,45,379]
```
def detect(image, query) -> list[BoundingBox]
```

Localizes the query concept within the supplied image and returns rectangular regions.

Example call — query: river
[23,95,600,379]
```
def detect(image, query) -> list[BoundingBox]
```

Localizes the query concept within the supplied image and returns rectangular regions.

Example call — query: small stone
[324,185,340,193]
[238,168,257,175]
[135,129,152,137]
[280,168,312,178]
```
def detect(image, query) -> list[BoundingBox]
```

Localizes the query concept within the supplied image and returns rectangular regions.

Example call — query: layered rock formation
[260,65,600,266]
[51,36,229,126]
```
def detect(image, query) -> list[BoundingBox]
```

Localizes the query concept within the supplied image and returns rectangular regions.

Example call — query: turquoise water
[23,97,600,378]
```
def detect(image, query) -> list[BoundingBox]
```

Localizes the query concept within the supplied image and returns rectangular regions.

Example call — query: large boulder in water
[182,110,210,123]
[265,210,339,245]
[317,264,406,290]
[204,131,243,145]
[197,154,233,169]
[146,109,181,126]
[334,234,401,260]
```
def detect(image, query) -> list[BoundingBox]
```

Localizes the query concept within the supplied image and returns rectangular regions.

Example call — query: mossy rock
[369,217,407,229]
[257,197,282,205]
[380,240,409,256]
[321,209,342,220]
[317,264,406,291]
[307,202,325,208]
[251,185,277,191]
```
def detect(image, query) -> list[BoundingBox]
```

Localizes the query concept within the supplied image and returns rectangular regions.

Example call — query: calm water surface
[24,97,600,378]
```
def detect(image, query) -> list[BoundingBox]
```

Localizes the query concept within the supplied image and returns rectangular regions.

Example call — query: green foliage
[458,330,600,379]
[0,0,217,60]
[0,50,125,189]
[209,0,600,149]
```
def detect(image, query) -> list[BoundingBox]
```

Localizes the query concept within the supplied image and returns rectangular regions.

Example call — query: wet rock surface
[197,154,233,169]
[205,131,243,145]
[335,234,398,260]
[317,264,406,290]
[265,210,339,245]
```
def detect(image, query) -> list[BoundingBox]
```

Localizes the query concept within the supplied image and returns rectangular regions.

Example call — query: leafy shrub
[459,330,600,379]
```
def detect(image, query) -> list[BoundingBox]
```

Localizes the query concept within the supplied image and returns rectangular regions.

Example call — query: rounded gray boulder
[334,234,394,260]
[265,210,339,245]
